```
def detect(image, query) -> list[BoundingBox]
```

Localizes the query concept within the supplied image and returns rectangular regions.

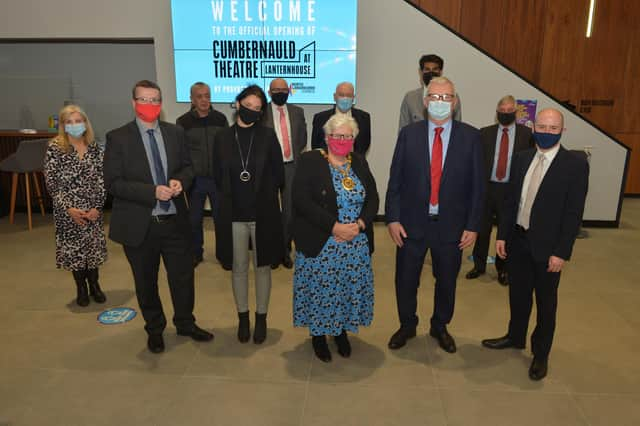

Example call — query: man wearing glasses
[104,80,214,354]
[398,54,462,132]
[482,108,589,381]
[386,76,484,354]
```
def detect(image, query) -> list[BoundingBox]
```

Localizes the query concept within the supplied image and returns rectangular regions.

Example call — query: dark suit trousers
[507,228,561,359]
[473,182,507,272]
[189,176,217,258]
[282,162,296,255]
[123,218,196,335]
[395,218,462,331]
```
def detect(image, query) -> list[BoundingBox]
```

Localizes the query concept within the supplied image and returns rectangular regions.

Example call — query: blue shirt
[427,119,452,215]
[135,118,177,215]
[490,124,515,183]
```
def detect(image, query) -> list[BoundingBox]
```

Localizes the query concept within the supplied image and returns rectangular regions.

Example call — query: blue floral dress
[293,163,374,336]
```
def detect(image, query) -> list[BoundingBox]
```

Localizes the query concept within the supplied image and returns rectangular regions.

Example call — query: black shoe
[147,334,165,353]
[282,255,293,269]
[86,269,106,304]
[465,268,485,279]
[237,311,250,343]
[481,334,525,350]
[529,357,548,381]
[177,324,214,342]
[334,330,351,358]
[312,335,332,362]
[497,270,509,286]
[253,312,267,344]
[429,327,457,353]
[193,255,203,268]
[72,271,90,307]
[388,327,417,350]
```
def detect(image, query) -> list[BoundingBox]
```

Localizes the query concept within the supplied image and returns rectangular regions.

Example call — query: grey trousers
[231,221,271,314]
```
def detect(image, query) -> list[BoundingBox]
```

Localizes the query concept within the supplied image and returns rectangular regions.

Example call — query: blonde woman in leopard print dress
[44,105,107,307]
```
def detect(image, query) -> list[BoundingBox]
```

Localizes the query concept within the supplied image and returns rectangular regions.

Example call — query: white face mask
[427,100,452,120]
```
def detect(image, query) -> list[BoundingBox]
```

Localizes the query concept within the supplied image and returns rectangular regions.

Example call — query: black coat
[480,123,533,181]
[213,124,285,269]
[176,108,229,177]
[104,120,193,247]
[311,107,371,155]
[498,146,589,261]
[292,149,379,257]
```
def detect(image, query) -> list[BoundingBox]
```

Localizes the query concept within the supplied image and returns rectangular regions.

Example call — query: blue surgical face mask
[336,97,354,112]
[533,131,561,149]
[65,122,86,138]
[427,100,452,120]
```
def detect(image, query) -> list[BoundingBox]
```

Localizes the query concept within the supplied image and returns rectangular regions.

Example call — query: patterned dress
[44,141,107,271]
[293,162,374,336]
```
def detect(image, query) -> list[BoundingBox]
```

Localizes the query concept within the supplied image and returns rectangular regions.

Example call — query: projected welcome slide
[171,0,358,104]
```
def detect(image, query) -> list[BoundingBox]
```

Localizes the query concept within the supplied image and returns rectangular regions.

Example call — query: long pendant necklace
[321,149,355,191]
[235,127,255,182]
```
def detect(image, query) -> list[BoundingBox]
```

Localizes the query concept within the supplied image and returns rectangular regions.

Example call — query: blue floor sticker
[98,307,137,325]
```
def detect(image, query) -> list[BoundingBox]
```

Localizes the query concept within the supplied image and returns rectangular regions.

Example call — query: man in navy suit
[386,76,485,353]
[482,108,589,381]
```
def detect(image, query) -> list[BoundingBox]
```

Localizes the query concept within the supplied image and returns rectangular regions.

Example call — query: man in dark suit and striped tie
[104,80,213,354]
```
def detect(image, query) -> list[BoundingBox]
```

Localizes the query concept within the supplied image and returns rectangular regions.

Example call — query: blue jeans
[189,176,217,258]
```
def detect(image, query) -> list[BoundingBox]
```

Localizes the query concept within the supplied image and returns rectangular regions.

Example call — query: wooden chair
[0,138,49,230]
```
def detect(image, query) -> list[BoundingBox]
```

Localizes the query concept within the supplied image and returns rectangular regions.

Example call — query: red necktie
[496,127,509,181]
[278,106,291,159]
[430,127,444,206]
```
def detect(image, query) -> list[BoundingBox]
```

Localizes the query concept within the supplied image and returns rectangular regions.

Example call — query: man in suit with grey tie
[263,78,307,268]
[466,95,532,285]
[104,80,213,354]
[482,108,589,381]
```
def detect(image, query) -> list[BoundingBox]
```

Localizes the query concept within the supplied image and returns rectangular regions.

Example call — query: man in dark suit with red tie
[386,76,485,353]
[466,95,532,285]
[482,108,589,380]
[262,78,307,268]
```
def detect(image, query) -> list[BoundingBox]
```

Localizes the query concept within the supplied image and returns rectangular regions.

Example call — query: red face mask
[135,103,162,122]
[327,137,354,156]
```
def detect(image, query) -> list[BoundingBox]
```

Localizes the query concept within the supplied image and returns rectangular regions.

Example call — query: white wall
[2,0,627,221]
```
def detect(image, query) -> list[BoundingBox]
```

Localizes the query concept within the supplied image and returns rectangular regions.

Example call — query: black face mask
[422,71,439,86]
[497,111,516,126]
[238,104,262,124]
[271,92,289,106]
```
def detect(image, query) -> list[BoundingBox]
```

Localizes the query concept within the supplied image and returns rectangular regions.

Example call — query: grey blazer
[263,103,308,163]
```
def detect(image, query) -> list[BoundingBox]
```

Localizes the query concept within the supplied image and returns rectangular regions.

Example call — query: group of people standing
[42,53,589,381]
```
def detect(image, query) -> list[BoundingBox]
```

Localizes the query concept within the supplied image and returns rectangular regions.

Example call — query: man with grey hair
[482,108,589,381]
[386,76,484,354]
[398,54,461,132]
[311,81,371,155]
[466,95,532,285]
[176,82,228,267]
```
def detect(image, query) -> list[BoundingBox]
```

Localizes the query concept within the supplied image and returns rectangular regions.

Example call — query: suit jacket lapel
[487,125,499,167]
[159,122,175,176]
[127,121,154,184]
[418,121,430,196]
[535,146,565,204]
[439,120,458,187]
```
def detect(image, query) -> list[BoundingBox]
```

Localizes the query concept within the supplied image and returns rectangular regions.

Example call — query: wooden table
[0,130,56,216]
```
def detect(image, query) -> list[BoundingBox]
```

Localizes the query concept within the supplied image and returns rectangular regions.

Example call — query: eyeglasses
[426,93,455,102]
[135,97,162,105]
[534,124,562,132]
[329,133,354,140]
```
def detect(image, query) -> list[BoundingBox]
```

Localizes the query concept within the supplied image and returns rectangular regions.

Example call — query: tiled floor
[1,199,639,425]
